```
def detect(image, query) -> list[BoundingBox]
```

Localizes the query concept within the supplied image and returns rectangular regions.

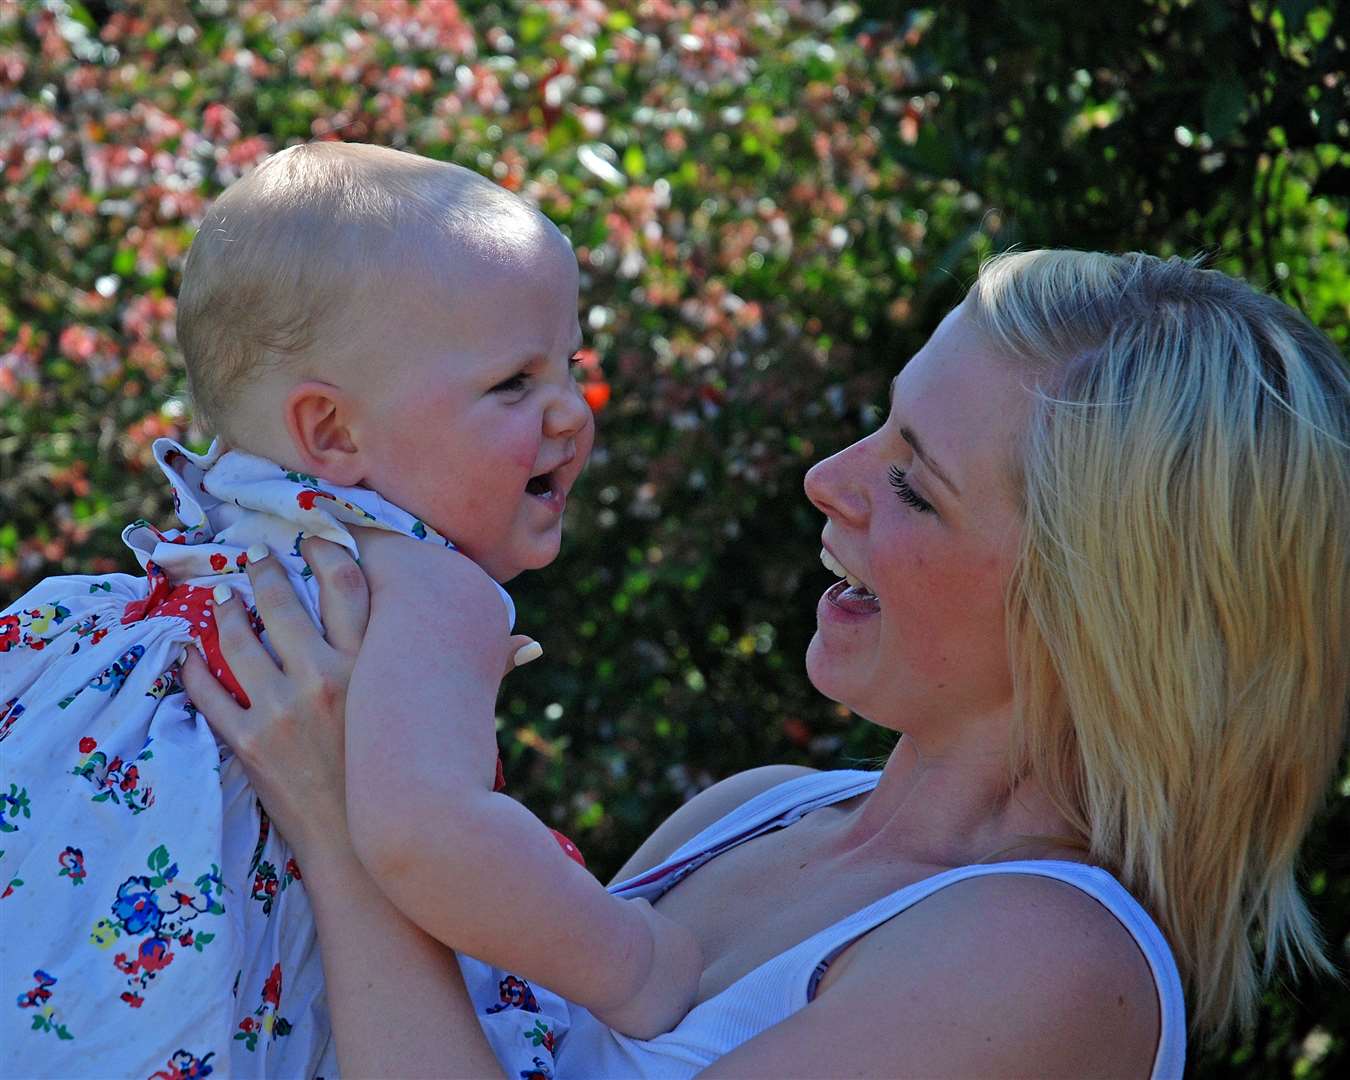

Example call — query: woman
[186,250,1349,1077]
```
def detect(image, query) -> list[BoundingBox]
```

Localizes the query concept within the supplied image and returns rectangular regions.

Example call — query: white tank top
[555,769,1186,1078]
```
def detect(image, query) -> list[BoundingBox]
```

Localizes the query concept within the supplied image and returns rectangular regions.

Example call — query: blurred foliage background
[1,0,1346,1073]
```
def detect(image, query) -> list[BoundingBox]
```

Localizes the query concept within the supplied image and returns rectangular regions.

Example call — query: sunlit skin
[339,228,594,582]
[802,301,1079,856]
[235,220,595,584]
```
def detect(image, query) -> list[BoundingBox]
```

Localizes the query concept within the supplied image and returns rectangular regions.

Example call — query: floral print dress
[1,437,571,1079]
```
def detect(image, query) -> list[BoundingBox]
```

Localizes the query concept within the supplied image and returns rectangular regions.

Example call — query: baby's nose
[547,380,592,438]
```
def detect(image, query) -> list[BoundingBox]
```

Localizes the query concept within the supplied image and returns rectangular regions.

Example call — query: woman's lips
[823,578,881,617]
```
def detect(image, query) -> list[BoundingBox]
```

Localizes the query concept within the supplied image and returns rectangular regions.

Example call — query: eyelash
[492,354,585,395]
[888,466,935,513]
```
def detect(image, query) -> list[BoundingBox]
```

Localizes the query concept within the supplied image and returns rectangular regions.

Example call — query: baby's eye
[491,373,529,395]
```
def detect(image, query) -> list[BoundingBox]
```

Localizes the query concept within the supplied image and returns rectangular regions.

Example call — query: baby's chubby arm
[345,529,702,1039]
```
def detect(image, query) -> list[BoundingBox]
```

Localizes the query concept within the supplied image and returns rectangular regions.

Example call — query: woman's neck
[830,734,1088,869]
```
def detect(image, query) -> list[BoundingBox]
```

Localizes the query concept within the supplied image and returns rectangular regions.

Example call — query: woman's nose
[804,444,870,526]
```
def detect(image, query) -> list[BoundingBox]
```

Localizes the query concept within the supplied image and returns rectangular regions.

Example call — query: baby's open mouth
[526,472,554,496]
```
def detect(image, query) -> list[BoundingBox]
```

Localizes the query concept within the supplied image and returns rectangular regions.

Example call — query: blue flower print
[112,876,163,935]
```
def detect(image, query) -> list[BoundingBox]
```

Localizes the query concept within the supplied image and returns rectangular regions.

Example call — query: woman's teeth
[820,548,872,593]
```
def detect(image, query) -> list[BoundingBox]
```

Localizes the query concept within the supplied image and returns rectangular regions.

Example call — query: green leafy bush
[1,2,1344,1073]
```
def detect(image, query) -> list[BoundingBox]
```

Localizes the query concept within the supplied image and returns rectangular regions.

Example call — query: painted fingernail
[513,641,543,667]
[246,544,269,564]
[212,582,232,605]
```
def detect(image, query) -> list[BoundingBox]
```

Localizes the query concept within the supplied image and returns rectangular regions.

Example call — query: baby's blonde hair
[177,142,550,441]
[969,250,1349,1046]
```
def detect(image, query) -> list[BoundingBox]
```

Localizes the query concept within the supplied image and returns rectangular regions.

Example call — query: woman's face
[804,301,1035,734]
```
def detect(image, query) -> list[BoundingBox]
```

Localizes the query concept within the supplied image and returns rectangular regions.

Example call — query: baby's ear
[283,381,364,486]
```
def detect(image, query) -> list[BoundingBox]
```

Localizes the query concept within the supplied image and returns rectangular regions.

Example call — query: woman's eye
[888,466,935,514]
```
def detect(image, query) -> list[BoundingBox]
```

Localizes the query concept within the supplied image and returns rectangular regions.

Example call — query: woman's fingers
[210,583,283,703]
[180,647,256,758]
[507,635,542,675]
[241,545,327,674]
[300,536,370,658]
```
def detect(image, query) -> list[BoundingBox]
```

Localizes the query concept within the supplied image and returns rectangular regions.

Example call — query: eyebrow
[890,375,961,498]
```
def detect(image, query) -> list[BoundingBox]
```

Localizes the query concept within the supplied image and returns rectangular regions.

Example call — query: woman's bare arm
[696,873,1159,1079]
[343,533,701,1037]
[182,538,504,1079]
[297,844,504,1079]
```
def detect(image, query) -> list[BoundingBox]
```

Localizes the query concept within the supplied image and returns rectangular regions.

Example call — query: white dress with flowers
[0,438,572,1080]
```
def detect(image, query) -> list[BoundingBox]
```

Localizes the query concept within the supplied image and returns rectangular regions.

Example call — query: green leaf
[112,248,136,277]
[623,144,646,179]
[519,6,550,45]
[148,844,169,872]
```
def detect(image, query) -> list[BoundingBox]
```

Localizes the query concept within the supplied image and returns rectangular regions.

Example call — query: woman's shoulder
[608,765,819,885]
[815,868,1161,1077]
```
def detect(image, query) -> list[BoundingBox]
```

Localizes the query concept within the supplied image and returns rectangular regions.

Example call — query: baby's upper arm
[345,532,510,798]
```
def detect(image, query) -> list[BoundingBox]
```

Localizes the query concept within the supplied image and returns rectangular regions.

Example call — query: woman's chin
[805,631,853,705]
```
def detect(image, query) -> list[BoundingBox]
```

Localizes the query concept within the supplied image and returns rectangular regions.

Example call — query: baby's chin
[473,538,563,584]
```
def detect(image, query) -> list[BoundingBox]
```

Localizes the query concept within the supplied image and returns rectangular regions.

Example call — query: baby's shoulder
[350,527,499,609]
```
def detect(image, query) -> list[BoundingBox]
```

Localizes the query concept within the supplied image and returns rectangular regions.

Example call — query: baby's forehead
[409,212,576,287]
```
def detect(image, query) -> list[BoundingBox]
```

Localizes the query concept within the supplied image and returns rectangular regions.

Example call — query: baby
[0,142,699,1079]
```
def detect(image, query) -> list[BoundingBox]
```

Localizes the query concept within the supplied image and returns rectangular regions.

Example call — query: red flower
[284,857,301,881]
[90,627,108,645]
[296,490,334,511]
[137,936,174,973]
[582,381,611,412]
[121,991,144,1008]
[262,962,283,1008]
[0,614,19,651]
[209,554,227,571]
[79,736,97,754]
[29,639,44,652]
[120,765,139,792]
[238,1017,257,1033]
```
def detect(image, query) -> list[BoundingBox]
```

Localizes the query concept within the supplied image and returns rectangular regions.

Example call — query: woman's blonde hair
[968,250,1349,1046]
[177,141,549,441]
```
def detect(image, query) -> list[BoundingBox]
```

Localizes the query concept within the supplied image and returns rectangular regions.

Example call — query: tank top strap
[612,769,881,901]
[777,860,1187,1080]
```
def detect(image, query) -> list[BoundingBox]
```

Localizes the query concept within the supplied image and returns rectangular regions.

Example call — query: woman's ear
[283,380,365,486]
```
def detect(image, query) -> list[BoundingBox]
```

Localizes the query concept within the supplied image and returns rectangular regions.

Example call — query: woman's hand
[179,535,541,862]
[179,537,369,861]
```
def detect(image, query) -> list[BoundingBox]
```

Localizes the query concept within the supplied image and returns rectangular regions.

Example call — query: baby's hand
[590,898,703,1040]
